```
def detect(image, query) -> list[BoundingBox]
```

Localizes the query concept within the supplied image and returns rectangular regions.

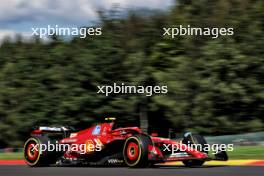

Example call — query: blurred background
[0,0,263,159]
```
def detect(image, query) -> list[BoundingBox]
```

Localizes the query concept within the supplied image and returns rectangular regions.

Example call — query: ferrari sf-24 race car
[24,118,228,167]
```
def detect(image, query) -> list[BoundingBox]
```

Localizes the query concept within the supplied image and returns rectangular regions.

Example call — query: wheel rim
[26,141,39,161]
[126,142,139,161]
[123,137,143,167]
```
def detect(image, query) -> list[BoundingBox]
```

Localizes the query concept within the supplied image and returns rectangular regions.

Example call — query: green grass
[0,152,23,160]
[228,146,264,159]
[0,146,263,160]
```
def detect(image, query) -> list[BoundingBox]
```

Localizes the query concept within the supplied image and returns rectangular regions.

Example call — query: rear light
[31,129,42,135]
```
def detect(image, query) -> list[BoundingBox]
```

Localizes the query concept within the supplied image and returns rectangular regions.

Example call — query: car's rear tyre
[123,134,152,167]
[182,133,208,167]
[24,136,58,167]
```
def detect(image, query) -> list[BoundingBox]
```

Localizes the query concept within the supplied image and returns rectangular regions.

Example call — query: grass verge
[0,152,23,160]
[228,145,264,159]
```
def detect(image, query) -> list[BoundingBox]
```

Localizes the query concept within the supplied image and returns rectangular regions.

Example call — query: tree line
[0,0,263,147]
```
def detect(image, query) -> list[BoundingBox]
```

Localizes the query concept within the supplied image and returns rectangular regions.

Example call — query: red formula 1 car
[24,118,228,167]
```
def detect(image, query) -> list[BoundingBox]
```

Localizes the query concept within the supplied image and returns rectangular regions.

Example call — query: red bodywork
[31,122,209,163]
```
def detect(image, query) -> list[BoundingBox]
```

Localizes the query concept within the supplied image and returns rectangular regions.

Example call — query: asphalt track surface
[0,165,263,176]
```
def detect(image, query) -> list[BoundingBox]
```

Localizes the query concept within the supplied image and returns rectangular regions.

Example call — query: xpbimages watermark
[163,25,234,39]
[163,142,234,154]
[97,83,168,96]
[31,140,102,154]
[31,25,102,38]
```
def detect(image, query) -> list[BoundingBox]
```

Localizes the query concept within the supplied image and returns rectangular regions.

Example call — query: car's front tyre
[123,134,152,167]
[182,133,208,167]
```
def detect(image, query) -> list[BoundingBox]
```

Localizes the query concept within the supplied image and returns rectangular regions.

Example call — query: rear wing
[30,126,77,138]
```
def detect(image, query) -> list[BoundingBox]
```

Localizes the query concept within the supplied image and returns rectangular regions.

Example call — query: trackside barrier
[205,132,264,145]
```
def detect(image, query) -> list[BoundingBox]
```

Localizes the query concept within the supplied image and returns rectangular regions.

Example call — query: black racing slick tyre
[123,134,152,168]
[182,133,208,167]
[24,136,58,167]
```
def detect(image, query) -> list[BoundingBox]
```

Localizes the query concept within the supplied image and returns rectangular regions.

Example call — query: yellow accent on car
[85,140,95,153]
[105,117,116,121]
